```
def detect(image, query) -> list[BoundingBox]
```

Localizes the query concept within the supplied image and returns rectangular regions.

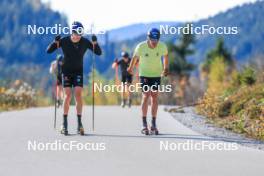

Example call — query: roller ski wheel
[78,127,85,136]
[150,127,159,135]
[60,127,68,136]
[141,127,149,135]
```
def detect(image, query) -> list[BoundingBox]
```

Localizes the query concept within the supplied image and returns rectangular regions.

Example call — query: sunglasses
[149,38,159,42]
[72,30,83,36]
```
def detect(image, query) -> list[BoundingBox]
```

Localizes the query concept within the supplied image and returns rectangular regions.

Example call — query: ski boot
[56,99,63,108]
[141,126,149,135]
[77,125,85,136]
[150,126,159,135]
[60,126,68,136]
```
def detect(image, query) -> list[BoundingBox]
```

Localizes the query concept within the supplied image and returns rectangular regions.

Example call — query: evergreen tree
[201,38,233,73]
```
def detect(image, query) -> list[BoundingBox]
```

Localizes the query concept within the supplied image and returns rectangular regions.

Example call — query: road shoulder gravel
[167,106,264,151]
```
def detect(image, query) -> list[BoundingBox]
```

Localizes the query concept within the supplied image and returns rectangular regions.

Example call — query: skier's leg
[55,76,63,107]
[61,87,71,135]
[74,86,83,115]
[150,91,159,119]
[58,85,63,100]
[141,91,150,132]
[127,75,133,107]
[126,83,130,98]
[140,77,150,134]
[63,88,72,115]
[140,91,150,134]
[55,85,59,107]
[74,86,84,135]
[142,91,150,117]
[127,83,132,107]
[56,85,63,107]
[121,82,126,107]
[56,85,59,100]
[150,91,159,135]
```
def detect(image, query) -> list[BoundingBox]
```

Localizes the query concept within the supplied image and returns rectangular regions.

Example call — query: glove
[55,35,61,42]
[91,35,97,42]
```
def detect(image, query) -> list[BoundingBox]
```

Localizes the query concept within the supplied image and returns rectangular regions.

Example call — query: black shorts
[62,74,83,88]
[140,76,161,92]
[121,74,132,83]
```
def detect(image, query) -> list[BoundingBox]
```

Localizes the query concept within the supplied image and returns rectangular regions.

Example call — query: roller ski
[141,127,149,135]
[60,126,68,136]
[77,125,85,136]
[150,126,159,135]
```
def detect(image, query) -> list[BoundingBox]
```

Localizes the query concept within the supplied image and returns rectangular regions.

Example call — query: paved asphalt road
[0,106,263,176]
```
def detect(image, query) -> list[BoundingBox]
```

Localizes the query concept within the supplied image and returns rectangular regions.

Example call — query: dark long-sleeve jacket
[47,36,102,75]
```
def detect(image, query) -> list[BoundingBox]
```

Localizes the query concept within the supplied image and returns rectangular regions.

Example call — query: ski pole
[91,24,95,131]
[54,75,57,129]
[92,46,95,131]
[54,42,60,129]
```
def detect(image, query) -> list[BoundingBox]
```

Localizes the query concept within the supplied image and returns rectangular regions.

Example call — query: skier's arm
[162,54,169,76]
[162,43,169,76]
[85,35,102,55]
[46,35,61,53]
[128,43,141,74]
[163,54,169,70]
[127,55,139,74]
[112,58,119,69]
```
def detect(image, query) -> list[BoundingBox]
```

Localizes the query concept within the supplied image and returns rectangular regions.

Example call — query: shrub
[240,67,256,86]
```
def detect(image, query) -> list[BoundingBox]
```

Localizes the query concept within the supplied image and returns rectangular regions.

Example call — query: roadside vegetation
[197,39,264,140]
[0,80,50,111]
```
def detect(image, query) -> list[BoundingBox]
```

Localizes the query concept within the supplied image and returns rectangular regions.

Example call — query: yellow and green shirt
[133,41,168,77]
